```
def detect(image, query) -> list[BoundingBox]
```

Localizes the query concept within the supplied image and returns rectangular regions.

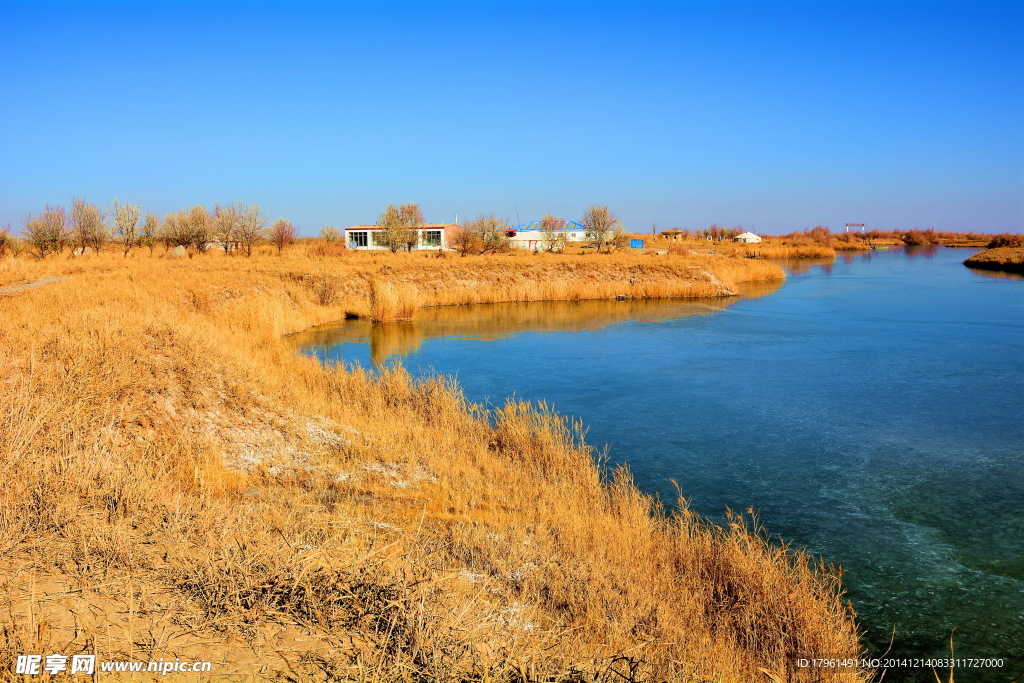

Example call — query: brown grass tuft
[368,278,422,321]
[963,246,1024,274]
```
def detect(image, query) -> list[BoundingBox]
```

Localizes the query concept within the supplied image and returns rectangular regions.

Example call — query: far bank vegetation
[657,224,1008,259]
[963,234,1024,274]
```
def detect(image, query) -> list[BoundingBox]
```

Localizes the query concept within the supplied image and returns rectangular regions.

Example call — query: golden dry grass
[963,246,1024,274]
[0,248,867,682]
[652,237,837,259]
[724,242,837,259]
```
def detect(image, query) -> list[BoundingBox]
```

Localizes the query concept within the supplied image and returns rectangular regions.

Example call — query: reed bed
[0,249,866,681]
[368,278,422,321]
[654,239,837,259]
[963,246,1024,274]
[725,243,836,258]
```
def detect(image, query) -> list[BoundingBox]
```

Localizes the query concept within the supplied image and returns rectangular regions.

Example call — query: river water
[289,247,1024,680]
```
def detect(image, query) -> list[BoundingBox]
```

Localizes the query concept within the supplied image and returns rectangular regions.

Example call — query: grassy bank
[963,246,1024,274]
[650,238,838,259]
[0,250,867,682]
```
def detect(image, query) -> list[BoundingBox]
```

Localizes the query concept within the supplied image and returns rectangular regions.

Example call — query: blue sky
[1,0,1021,235]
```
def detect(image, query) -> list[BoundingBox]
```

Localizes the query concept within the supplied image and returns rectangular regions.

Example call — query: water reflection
[966,266,1024,281]
[288,280,783,366]
[769,247,948,274]
[766,256,836,274]
[903,244,940,259]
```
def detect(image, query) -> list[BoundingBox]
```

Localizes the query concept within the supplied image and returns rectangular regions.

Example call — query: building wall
[346,227,447,251]
[509,229,604,250]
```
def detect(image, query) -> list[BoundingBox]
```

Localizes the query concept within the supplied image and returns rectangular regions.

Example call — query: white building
[733,231,762,244]
[507,220,595,250]
[345,224,452,251]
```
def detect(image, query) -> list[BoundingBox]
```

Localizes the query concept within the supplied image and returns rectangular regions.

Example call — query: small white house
[507,220,606,250]
[345,224,452,251]
[734,231,762,244]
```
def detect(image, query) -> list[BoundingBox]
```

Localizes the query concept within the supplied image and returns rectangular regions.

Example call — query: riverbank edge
[963,247,1024,274]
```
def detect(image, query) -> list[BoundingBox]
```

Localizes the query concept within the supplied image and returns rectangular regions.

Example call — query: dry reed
[368,278,421,321]
[963,246,1024,274]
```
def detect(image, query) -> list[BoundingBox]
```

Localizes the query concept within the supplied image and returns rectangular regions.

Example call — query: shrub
[987,233,1024,249]
[320,226,342,243]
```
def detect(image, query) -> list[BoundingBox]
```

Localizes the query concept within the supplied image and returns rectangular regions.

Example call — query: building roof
[735,231,760,239]
[345,224,455,231]
[509,220,587,232]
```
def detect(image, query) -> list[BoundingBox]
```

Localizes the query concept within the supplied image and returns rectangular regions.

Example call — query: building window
[423,230,442,247]
[349,231,368,247]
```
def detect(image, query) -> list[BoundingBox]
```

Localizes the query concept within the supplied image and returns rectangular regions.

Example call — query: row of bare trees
[5,199,631,259]
[11,200,298,258]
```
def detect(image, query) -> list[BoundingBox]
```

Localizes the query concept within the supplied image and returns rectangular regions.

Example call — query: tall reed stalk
[368,278,421,321]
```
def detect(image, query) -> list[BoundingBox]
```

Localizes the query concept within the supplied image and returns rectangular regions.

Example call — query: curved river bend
[290,247,1024,681]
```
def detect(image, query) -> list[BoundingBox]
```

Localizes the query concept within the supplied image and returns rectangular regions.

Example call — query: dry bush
[270,218,297,255]
[307,239,348,257]
[0,226,12,257]
[987,233,1024,249]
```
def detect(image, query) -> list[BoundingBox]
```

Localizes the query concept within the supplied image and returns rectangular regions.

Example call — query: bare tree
[582,205,622,253]
[71,199,110,255]
[235,204,266,256]
[23,205,69,258]
[376,203,422,252]
[611,226,630,251]
[185,205,212,253]
[23,218,47,258]
[447,224,483,256]
[270,218,297,255]
[212,203,241,254]
[5,230,25,257]
[139,212,159,255]
[111,200,142,256]
[464,215,510,254]
[540,214,567,253]
[320,225,341,243]
[158,211,191,252]
[0,224,12,257]
[400,204,424,251]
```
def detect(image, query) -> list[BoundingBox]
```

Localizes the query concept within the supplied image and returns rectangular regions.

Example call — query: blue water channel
[290,247,1024,681]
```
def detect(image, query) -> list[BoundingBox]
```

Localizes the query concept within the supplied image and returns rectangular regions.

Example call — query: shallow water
[290,247,1024,681]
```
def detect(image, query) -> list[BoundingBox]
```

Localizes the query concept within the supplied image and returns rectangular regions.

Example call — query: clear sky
[1,0,1021,235]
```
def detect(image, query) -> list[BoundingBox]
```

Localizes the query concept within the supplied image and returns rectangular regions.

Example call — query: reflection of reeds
[369,279,421,321]
[291,290,788,365]
[368,322,421,364]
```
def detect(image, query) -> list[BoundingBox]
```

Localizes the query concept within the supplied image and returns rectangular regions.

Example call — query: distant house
[734,231,762,244]
[506,220,604,250]
[345,224,453,251]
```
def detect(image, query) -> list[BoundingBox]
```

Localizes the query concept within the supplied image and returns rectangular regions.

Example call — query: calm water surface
[290,247,1024,680]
